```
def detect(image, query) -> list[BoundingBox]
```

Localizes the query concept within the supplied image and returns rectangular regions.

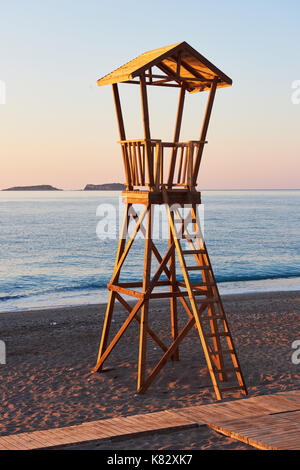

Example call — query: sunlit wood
[93,43,247,400]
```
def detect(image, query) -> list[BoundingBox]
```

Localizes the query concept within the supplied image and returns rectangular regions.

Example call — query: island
[84,183,126,191]
[2,185,61,191]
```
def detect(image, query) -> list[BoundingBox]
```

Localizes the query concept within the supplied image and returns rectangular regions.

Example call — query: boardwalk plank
[1,390,299,450]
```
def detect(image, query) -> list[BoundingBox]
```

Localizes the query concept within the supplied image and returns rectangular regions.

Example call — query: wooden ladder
[164,191,247,400]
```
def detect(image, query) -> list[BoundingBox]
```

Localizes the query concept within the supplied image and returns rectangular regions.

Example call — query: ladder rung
[220,385,245,392]
[205,331,230,338]
[209,349,234,355]
[182,249,206,255]
[186,266,210,271]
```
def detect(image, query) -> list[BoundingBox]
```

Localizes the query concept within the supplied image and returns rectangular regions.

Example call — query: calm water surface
[0,190,299,312]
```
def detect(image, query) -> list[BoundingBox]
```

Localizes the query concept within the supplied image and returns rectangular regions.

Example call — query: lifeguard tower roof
[97,41,232,93]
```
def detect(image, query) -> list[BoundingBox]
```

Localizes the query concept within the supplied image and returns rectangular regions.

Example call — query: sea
[0,190,299,312]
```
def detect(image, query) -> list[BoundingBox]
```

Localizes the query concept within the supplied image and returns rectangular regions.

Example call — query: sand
[0,290,299,449]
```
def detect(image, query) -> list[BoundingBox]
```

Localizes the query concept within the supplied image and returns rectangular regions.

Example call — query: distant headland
[2,183,126,191]
[2,185,61,191]
[84,183,125,191]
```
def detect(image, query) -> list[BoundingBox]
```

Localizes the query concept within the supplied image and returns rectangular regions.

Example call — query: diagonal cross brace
[115,292,168,353]
[93,238,175,372]
[139,302,209,393]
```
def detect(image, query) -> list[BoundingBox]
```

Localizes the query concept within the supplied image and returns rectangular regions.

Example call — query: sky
[0,0,299,190]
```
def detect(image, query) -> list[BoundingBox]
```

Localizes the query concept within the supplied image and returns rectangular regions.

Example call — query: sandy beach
[0,290,299,449]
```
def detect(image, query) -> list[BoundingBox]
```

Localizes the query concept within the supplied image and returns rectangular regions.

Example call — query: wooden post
[193,77,218,185]
[137,205,152,391]
[168,86,185,187]
[112,84,132,189]
[169,210,179,361]
[140,73,154,187]
[93,203,131,372]
[112,83,126,140]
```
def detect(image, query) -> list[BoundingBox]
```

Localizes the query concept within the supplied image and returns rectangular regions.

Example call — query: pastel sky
[1,0,299,189]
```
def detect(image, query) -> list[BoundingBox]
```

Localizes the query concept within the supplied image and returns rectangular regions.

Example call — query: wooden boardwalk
[0,390,299,450]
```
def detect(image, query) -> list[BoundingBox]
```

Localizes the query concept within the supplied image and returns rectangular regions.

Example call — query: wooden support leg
[169,211,179,361]
[92,203,131,373]
[92,291,117,373]
[93,297,145,372]
[137,205,152,392]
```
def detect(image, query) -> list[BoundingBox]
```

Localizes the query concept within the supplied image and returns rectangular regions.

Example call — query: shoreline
[1,288,300,317]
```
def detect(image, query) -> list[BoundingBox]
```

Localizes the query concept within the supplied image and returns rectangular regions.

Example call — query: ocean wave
[0,280,109,302]
[0,294,28,301]
[1,272,300,303]
[211,271,300,284]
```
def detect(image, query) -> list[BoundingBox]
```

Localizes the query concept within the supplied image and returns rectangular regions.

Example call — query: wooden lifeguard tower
[92,42,247,400]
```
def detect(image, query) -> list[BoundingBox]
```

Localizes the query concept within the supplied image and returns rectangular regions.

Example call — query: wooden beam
[93,203,131,373]
[173,88,185,142]
[179,58,208,82]
[92,297,145,372]
[112,83,126,140]
[125,80,181,88]
[169,211,179,361]
[167,86,186,187]
[129,207,172,281]
[115,292,168,353]
[108,284,143,299]
[110,206,148,285]
[139,317,196,393]
[193,77,218,185]
[140,74,154,186]
[176,52,181,76]
[112,84,132,189]
[138,205,152,391]
[156,63,182,85]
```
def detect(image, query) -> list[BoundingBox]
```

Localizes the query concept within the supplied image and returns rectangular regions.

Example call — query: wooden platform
[0,390,299,450]
[121,189,201,205]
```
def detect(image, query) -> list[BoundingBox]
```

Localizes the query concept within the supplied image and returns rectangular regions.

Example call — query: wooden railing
[119,139,207,190]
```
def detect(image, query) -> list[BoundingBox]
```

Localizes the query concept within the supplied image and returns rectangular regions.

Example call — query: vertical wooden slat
[142,144,146,184]
[193,77,218,185]
[160,145,164,184]
[182,146,188,184]
[132,143,139,185]
[137,143,143,185]
[154,142,161,189]
[121,144,131,188]
[127,143,134,184]
[140,74,154,187]
[187,142,193,189]
[177,146,184,183]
